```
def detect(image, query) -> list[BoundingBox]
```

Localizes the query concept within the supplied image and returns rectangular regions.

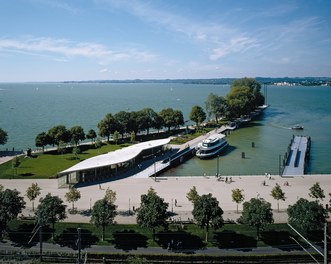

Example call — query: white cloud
[99,68,108,73]
[101,0,260,61]
[0,36,157,64]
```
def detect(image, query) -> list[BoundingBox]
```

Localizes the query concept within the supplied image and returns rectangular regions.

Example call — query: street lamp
[154,155,156,181]
[216,155,220,177]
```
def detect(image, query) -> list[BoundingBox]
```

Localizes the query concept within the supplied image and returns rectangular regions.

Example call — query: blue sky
[0,0,331,82]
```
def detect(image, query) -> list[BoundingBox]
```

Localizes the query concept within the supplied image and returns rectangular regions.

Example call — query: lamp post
[129,198,131,214]
[217,155,220,177]
[279,154,282,176]
[154,155,156,181]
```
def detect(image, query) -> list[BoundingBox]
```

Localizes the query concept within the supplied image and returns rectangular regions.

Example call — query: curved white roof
[59,138,170,175]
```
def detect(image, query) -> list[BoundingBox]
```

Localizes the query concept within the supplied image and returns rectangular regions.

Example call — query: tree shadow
[261,230,300,251]
[213,230,257,251]
[111,229,148,251]
[307,230,324,243]
[8,223,52,248]
[54,228,98,249]
[156,230,205,252]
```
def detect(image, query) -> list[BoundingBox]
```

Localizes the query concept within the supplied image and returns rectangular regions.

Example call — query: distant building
[57,138,170,187]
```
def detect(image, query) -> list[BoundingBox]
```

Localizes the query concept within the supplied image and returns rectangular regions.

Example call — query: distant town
[63,77,331,86]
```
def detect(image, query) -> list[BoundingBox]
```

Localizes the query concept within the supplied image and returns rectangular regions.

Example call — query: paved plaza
[0,174,330,224]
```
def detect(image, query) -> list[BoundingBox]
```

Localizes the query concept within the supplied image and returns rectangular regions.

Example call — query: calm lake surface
[0,83,330,175]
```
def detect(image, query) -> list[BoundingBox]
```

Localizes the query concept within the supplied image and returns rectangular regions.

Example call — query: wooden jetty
[282,135,311,176]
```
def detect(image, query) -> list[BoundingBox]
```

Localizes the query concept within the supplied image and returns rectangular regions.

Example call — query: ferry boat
[196,134,228,159]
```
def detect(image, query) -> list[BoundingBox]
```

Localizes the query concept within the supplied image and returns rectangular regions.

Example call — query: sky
[0,0,331,82]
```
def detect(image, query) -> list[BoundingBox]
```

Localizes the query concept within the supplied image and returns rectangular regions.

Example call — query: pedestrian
[229,177,232,183]
[99,184,101,190]
[175,199,177,207]
[225,177,228,183]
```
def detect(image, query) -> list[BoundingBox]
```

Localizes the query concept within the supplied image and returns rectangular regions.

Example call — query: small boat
[196,134,228,159]
[291,125,304,130]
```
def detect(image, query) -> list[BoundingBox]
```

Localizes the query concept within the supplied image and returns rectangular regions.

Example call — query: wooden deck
[282,136,311,176]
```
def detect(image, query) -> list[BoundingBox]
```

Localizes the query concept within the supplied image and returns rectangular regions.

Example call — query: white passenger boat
[196,134,228,159]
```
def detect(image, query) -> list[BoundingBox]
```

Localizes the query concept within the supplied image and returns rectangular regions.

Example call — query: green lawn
[7,220,318,250]
[0,143,130,179]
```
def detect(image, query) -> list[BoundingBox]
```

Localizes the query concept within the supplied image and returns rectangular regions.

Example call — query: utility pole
[324,223,328,264]
[28,214,43,262]
[39,219,43,263]
[77,227,82,264]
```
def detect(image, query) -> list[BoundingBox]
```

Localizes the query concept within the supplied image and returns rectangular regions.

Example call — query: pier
[282,135,311,176]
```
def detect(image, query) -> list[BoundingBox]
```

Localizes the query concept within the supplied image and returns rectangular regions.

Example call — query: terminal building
[57,138,170,187]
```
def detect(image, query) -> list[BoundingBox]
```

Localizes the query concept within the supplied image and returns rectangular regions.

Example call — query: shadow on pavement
[54,227,98,250]
[111,229,148,251]
[214,230,257,251]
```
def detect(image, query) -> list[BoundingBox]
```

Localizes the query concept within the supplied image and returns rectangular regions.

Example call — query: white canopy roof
[59,138,170,175]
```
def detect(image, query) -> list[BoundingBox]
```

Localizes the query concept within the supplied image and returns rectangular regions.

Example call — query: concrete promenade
[1,174,330,224]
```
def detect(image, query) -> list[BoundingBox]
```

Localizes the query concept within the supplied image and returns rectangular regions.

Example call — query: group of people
[216,175,232,183]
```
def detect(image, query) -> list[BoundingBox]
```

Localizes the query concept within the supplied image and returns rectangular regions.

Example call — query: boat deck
[282,136,310,176]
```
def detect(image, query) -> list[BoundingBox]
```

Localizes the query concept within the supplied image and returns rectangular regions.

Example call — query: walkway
[283,136,310,176]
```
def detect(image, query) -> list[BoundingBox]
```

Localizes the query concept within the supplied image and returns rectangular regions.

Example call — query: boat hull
[196,142,229,159]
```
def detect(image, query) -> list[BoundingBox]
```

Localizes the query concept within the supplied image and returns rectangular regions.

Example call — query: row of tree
[0,181,329,243]
[34,107,185,151]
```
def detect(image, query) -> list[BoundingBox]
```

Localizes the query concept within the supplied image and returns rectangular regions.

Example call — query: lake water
[0,83,330,175]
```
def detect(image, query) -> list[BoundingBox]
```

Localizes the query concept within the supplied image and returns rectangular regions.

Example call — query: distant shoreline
[1,77,331,86]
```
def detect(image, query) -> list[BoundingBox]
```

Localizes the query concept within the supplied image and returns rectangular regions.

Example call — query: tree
[26,183,41,212]
[114,111,131,138]
[205,93,227,123]
[104,187,116,204]
[226,78,264,119]
[70,125,85,146]
[288,198,327,232]
[159,108,175,132]
[113,131,119,144]
[189,106,206,128]
[65,188,81,211]
[0,188,25,238]
[47,125,71,148]
[232,188,245,213]
[91,198,117,241]
[35,132,50,152]
[186,186,200,205]
[137,108,157,135]
[153,114,164,133]
[36,193,66,239]
[72,146,80,159]
[12,156,20,176]
[173,110,184,129]
[127,111,139,135]
[0,128,8,145]
[86,129,97,143]
[98,113,115,142]
[95,138,103,149]
[192,193,224,242]
[130,131,136,143]
[242,198,273,239]
[270,183,286,212]
[136,187,169,240]
[309,182,325,201]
